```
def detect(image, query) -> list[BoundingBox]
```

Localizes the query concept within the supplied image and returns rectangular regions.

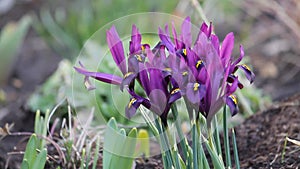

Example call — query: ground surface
[237,94,300,168]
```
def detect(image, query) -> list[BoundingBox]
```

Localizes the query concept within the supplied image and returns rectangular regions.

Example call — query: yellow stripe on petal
[164,67,172,72]
[128,98,137,108]
[124,72,134,78]
[196,60,203,69]
[242,64,251,71]
[229,95,238,105]
[171,88,180,94]
[193,83,200,91]
[182,71,188,76]
[183,48,187,56]
[135,55,143,62]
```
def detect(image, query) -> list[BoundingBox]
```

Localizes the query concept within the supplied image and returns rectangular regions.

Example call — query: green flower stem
[223,106,232,168]
[213,115,222,156]
[155,119,174,168]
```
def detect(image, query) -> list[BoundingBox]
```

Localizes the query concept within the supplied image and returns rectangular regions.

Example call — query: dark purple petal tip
[226,95,239,116]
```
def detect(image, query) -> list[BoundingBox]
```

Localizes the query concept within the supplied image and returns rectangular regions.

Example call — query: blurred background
[0,0,300,160]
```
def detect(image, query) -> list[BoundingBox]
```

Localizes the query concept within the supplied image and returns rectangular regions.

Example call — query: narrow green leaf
[109,128,137,169]
[107,117,118,130]
[178,154,186,169]
[192,123,198,169]
[136,129,150,157]
[232,129,240,169]
[140,107,159,136]
[21,159,29,169]
[39,9,80,58]
[24,134,37,168]
[187,146,193,169]
[32,148,47,169]
[171,104,188,160]
[34,110,41,135]
[205,141,225,169]
[40,109,50,149]
[201,149,210,169]
[173,148,182,169]
[223,106,231,168]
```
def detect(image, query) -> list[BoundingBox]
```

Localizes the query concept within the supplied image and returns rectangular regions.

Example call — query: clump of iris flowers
[74,16,255,126]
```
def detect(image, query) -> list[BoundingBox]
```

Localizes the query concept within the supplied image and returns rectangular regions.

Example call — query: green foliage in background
[0,15,31,85]
[34,0,178,59]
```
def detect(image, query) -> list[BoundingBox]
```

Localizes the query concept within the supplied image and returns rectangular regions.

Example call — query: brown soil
[237,94,300,168]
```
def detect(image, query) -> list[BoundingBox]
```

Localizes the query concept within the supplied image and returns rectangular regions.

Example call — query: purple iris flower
[75,24,181,125]
[75,16,255,125]
[158,17,255,122]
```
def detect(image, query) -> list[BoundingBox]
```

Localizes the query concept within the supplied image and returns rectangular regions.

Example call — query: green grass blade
[281,137,288,163]
[232,128,240,169]
[92,137,100,169]
[85,144,91,169]
[80,148,86,169]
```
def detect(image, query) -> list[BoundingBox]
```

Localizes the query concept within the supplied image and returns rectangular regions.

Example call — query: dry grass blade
[286,137,300,147]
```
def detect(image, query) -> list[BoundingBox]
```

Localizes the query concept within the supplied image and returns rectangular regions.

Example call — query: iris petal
[220,32,234,66]
[106,26,126,75]
[129,24,142,54]
[74,66,122,85]
[238,64,255,83]
[181,16,192,47]
[186,83,206,104]
[168,88,181,104]
[125,97,143,118]
[226,95,239,116]
[158,27,175,53]
[226,76,238,95]
[120,72,136,91]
